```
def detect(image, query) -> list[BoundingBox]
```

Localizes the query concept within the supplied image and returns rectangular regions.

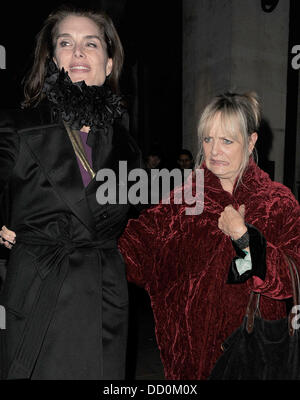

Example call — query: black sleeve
[0,110,19,292]
[0,109,20,202]
[226,223,267,284]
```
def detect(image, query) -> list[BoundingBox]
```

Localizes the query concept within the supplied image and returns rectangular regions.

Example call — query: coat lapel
[23,122,96,234]
[85,114,142,197]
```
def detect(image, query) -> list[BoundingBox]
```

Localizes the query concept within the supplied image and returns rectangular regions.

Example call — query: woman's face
[53,15,113,86]
[202,113,257,186]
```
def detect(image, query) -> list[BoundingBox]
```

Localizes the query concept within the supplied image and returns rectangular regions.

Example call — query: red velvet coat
[119,161,300,380]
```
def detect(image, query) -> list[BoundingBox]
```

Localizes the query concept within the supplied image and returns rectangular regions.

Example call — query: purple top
[76,130,93,187]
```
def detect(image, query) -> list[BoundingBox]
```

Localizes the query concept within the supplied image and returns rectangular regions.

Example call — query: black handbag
[209,257,300,380]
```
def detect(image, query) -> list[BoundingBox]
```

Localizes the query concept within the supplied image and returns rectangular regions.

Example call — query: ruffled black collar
[42,59,125,134]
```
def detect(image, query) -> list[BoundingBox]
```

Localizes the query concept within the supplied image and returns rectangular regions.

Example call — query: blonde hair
[195,92,261,187]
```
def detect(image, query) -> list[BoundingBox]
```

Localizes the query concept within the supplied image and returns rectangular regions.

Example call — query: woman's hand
[218,204,247,240]
[0,226,16,250]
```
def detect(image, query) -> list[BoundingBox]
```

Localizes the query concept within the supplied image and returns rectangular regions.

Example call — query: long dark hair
[22,4,124,108]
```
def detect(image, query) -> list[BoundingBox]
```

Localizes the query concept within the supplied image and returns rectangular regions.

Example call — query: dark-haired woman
[0,6,142,380]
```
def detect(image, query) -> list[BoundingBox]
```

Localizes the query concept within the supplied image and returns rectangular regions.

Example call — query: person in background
[118,92,300,379]
[176,148,194,170]
[0,5,143,380]
[145,149,164,170]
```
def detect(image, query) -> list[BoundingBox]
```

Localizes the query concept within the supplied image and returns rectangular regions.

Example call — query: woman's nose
[211,140,221,156]
[73,44,85,58]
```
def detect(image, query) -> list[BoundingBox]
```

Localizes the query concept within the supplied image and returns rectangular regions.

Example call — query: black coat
[0,102,142,380]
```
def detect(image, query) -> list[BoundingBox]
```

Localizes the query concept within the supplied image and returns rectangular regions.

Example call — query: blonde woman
[118,92,300,379]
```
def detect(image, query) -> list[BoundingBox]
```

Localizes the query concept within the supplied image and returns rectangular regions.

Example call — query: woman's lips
[210,159,229,166]
[69,64,91,72]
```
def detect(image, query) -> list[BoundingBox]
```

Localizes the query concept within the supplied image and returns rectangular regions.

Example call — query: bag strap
[246,255,300,336]
[288,257,300,335]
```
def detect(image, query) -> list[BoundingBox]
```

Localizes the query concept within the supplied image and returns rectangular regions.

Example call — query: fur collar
[42,59,126,134]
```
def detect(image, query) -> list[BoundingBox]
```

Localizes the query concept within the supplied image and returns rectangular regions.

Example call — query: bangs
[200,109,244,143]
[218,110,244,142]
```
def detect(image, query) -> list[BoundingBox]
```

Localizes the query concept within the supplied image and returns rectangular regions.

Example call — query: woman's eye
[223,139,233,144]
[59,41,71,47]
[203,137,211,143]
[87,42,97,48]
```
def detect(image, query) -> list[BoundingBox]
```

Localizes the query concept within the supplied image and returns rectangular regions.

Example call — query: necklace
[63,121,95,179]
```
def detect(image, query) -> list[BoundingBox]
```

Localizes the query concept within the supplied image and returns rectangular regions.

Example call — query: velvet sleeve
[118,202,171,289]
[0,110,19,202]
[246,191,299,300]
